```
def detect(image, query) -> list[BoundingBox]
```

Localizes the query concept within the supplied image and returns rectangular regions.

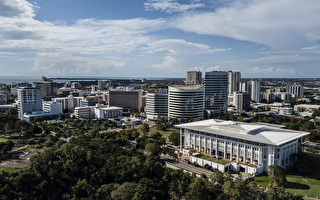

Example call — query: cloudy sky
[0,0,319,78]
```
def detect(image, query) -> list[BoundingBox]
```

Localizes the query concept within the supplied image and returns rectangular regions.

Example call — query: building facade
[204,71,228,115]
[186,71,202,85]
[95,106,123,119]
[168,85,204,122]
[74,106,95,118]
[250,80,261,102]
[42,101,63,115]
[145,89,168,120]
[228,71,241,96]
[287,85,304,97]
[17,87,43,119]
[108,89,143,112]
[32,80,57,100]
[233,92,250,112]
[176,119,309,175]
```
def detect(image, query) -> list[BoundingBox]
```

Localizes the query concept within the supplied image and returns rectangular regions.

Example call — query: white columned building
[176,119,309,175]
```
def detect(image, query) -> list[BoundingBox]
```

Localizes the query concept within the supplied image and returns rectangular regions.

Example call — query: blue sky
[0,0,319,78]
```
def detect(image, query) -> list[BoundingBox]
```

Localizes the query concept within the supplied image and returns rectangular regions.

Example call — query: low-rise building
[176,119,309,175]
[294,104,320,112]
[74,106,95,119]
[95,106,123,119]
[43,101,63,115]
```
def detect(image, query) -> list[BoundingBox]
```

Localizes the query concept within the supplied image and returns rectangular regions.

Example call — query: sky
[0,0,320,78]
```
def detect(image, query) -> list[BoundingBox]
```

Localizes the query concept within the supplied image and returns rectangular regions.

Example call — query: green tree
[168,131,180,146]
[139,123,150,136]
[268,165,287,187]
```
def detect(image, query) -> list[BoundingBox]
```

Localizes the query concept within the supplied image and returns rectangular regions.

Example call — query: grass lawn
[149,127,179,139]
[197,153,230,165]
[254,175,320,198]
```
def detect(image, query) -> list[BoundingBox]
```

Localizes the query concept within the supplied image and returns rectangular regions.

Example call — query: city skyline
[0,0,320,78]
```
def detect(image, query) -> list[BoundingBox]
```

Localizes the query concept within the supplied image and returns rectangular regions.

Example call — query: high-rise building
[186,71,202,85]
[146,89,168,120]
[228,71,241,96]
[32,78,57,100]
[286,85,304,97]
[233,92,250,112]
[204,71,228,115]
[239,81,247,92]
[168,85,204,122]
[17,87,43,119]
[250,80,261,102]
[108,89,143,112]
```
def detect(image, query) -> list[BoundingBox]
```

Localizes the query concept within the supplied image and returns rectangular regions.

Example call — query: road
[163,158,213,177]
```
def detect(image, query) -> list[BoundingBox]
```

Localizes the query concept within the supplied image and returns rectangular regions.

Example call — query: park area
[254,153,320,198]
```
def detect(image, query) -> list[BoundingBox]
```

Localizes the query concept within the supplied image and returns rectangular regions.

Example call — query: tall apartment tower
[239,81,247,92]
[17,87,43,119]
[228,71,241,96]
[286,85,304,97]
[168,85,204,122]
[233,92,250,112]
[204,71,228,115]
[186,71,202,85]
[146,89,168,120]
[250,80,261,102]
[32,78,57,100]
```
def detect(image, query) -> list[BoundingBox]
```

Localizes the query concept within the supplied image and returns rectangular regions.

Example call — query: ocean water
[0,75,183,84]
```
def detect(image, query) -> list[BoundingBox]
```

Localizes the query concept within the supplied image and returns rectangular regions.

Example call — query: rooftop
[175,119,310,146]
[170,85,203,90]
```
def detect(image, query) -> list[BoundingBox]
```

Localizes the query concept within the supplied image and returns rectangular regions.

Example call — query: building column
[215,139,218,157]
[204,137,207,153]
[230,143,233,161]
[243,145,246,163]
[193,134,196,150]
[251,146,253,164]
[199,136,201,152]
[224,141,226,159]
[180,129,183,151]
[209,138,212,155]
[236,144,239,162]
[257,148,261,166]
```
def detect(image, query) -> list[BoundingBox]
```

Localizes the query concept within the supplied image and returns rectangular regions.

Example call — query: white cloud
[145,0,205,13]
[146,39,231,54]
[174,0,320,50]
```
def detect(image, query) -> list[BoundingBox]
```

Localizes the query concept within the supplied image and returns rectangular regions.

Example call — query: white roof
[175,119,310,146]
[98,106,123,110]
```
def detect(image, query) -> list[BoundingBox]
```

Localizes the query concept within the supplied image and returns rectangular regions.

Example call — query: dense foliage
[0,109,42,137]
[0,128,303,200]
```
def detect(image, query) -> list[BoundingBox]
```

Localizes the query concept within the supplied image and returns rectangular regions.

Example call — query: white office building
[233,92,250,112]
[239,81,247,92]
[146,89,168,120]
[204,71,228,115]
[176,119,309,175]
[95,106,123,119]
[228,71,241,96]
[168,85,204,122]
[250,80,261,102]
[74,106,95,119]
[287,85,304,97]
[17,87,43,119]
[42,101,63,115]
